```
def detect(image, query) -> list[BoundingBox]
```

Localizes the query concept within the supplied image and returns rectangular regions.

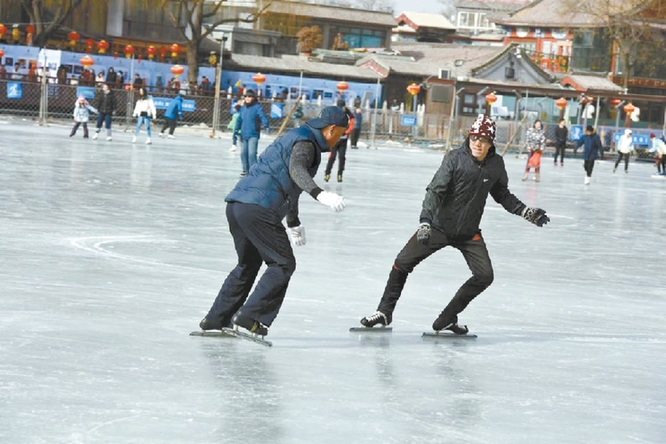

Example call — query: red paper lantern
[485,92,498,104]
[0,49,4,58]
[336,81,349,92]
[97,40,109,54]
[608,98,621,107]
[170,64,185,77]
[555,97,568,110]
[0,24,7,37]
[407,83,421,96]
[85,38,94,52]
[623,102,635,114]
[67,30,80,46]
[80,55,94,69]
[124,45,135,58]
[146,45,157,59]
[252,72,266,86]
[169,43,180,58]
[26,24,35,34]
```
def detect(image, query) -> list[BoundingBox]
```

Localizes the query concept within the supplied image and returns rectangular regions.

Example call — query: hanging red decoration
[485,92,498,104]
[25,24,35,34]
[80,55,94,69]
[124,44,135,58]
[146,45,157,60]
[67,30,80,47]
[97,40,109,54]
[407,83,421,96]
[0,24,7,37]
[623,103,635,115]
[336,81,349,92]
[170,64,185,77]
[85,38,94,52]
[0,49,4,58]
[608,98,622,107]
[252,73,266,86]
[555,97,568,110]
[169,43,180,58]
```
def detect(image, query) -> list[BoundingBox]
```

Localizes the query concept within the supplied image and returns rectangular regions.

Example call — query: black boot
[432,313,469,334]
[232,311,268,336]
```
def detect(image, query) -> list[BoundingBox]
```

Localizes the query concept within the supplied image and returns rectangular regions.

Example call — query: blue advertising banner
[152,97,196,112]
[76,87,96,99]
[400,114,417,127]
[270,103,284,119]
[613,132,650,146]
[7,82,23,99]
[570,124,583,141]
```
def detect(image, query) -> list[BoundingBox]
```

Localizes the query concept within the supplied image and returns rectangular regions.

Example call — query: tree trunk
[187,42,200,86]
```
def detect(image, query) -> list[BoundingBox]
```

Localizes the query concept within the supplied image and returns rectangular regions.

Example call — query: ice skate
[158,132,164,138]
[168,134,175,139]
[584,176,591,185]
[145,137,151,145]
[132,135,137,143]
[324,174,330,182]
[337,174,343,183]
[92,132,99,140]
[351,311,392,332]
[432,314,469,335]
[232,311,268,336]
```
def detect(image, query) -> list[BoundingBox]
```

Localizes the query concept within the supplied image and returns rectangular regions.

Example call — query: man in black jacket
[360,115,550,334]
[554,118,568,166]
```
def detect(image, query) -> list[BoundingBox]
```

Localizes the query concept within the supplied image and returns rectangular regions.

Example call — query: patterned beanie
[469,114,496,141]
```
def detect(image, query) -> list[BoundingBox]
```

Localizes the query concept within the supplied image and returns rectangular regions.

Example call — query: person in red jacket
[324,99,354,182]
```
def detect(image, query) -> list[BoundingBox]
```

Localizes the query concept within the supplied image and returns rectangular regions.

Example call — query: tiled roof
[493,0,601,27]
[227,54,381,80]
[454,0,530,12]
[561,74,624,92]
[265,1,397,27]
[396,12,457,30]
[388,42,508,77]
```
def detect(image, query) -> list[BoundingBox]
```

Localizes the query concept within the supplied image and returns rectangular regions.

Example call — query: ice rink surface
[1,121,665,443]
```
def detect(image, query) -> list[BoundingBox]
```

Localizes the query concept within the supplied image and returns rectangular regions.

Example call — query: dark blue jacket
[164,95,183,120]
[576,133,604,161]
[225,124,327,220]
[234,101,269,141]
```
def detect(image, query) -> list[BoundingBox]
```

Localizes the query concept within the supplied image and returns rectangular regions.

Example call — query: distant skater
[70,95,97,138]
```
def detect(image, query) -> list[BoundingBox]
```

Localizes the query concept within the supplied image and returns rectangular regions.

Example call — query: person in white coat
[649,133,666,175]
[614,129,634,173]
[132,87,157,144]
[70,95,98,138]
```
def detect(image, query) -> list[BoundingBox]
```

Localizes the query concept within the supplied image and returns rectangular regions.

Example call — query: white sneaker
[158,132,164,138]
[132,136,137,143]
[167,135,175,139]
[584,176,591,185]
[229,145,237,152]
[106,136,112,141]
[145,137,151,145]
[92,133,98,140]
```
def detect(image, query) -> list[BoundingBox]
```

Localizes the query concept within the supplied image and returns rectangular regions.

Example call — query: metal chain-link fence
[1,77,661,164]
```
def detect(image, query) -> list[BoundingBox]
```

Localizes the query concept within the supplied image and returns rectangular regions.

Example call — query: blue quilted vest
[225,124,327,219]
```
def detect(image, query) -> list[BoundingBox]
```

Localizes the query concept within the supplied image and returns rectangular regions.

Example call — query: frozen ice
[1,121,665,443]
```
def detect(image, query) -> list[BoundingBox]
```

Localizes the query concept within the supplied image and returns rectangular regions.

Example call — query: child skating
[70,95,97,138]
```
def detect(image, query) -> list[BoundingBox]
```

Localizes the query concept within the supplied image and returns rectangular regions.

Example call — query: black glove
[416,223,431,244]
[522,207,550,227]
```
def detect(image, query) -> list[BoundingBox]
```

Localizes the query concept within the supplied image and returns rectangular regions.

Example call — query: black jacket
[555,126,568,146]
[95,91,116,115]
[420,139,526,239]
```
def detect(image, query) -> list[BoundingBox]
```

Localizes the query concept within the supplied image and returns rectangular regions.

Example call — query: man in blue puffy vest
[199,106,349,336]
[234,89,270,176]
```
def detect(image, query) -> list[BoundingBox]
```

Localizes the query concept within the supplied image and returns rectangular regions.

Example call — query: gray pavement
[1,120,665,443]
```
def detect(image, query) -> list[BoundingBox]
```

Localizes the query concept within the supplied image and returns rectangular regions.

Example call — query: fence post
[39,65,48,126]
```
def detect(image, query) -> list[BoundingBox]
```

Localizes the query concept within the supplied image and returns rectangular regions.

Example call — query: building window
[332,26,384,49]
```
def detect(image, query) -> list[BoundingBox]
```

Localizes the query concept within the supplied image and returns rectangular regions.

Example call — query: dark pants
[615,152,630,171]
[71,122,89,137]
[325,137,347,176]
[377,228,494,321]
[659,156,666,173]
[350,128,361,148]
[95,113,112,130]
[161,118,176,135]
[205,202,296,328]
[554,143,565,163]
[584,160,595,177]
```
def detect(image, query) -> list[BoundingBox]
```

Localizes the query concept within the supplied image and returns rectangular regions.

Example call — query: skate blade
[222,327,273,347]
[189,330,236,338]
[349,326,393,332]
[422,332,477,339]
